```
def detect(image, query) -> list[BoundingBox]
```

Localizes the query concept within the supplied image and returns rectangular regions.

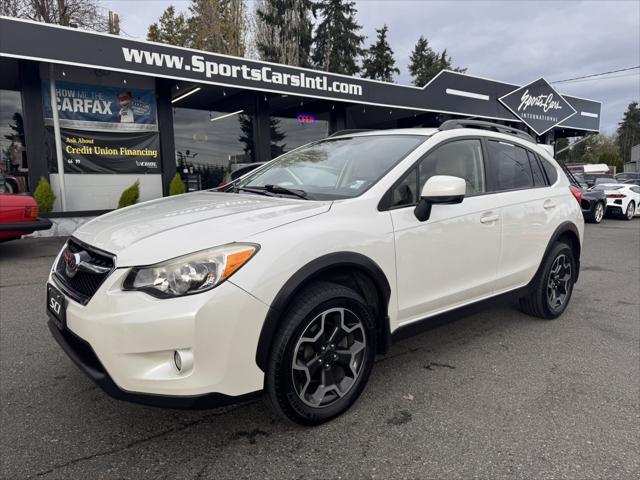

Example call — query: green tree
[254,0,313,66]
[147,6,192,46]
[169,173,187,195]
[616,101,640,163]
[311,0,364,75]
[238,115,286,161]
[554,137,570,162]
[581,134,623,172]
[33,177,56,213]
[361,25,399,82]
[118,180,140,209]
[408,35,466,86]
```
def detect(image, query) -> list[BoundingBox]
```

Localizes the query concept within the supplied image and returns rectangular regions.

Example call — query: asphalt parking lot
[1,219,639,479]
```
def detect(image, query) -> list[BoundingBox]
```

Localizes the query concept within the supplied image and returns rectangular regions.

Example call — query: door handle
[480,214,499,224]
[543,200,557,210]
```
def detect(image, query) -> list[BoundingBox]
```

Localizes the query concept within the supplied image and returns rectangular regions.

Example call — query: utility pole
[108,11,120,35]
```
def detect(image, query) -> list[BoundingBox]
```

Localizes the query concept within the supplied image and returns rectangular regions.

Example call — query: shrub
[117,180,140,209]
[33,176,56,213]
[169,173,186,195]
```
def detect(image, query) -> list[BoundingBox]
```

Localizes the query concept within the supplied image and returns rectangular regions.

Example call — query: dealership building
[0,16,602,219]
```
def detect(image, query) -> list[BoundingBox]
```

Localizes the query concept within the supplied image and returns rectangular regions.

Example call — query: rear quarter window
[539,156,558,185]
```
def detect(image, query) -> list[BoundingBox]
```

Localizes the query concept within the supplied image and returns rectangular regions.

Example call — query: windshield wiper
[264,184,310,199]
[236,186,276,197]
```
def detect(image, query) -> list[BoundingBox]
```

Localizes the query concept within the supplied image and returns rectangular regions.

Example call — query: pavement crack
[423,362,455,370]
[31,403,253,478]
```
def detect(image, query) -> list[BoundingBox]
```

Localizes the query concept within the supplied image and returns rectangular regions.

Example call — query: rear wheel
[624,201,635,221]
[519,242,576,319]
[266,282,376,426]
[590,202,605,224]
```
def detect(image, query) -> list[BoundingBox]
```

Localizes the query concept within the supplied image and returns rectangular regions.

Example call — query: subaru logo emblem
[63,248,89,278]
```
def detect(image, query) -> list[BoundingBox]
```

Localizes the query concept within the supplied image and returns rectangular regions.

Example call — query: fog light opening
[173,350,182,372]
[172,349,193,373]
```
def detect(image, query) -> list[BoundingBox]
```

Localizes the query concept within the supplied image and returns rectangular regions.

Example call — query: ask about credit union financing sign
[499,78,577,135]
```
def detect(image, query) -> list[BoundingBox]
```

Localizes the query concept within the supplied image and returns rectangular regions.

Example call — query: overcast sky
[101,0,640,134]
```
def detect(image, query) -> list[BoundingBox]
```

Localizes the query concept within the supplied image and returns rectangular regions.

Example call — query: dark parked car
[583,173,615,187]
[564,167,606,224]
[615,172,640,183]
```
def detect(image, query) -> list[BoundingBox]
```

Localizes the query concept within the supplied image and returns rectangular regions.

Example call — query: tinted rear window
[487,140,533,190]
[540,157,558,184]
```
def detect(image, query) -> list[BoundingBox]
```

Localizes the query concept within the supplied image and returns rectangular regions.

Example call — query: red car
[0,194,52,242]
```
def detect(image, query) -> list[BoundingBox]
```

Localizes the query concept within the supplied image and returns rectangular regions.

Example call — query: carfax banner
[42,81,157,132]
[47,128,160,174]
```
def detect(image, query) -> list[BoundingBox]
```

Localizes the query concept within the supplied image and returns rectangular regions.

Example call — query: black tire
[519,242,576,320]
[586,202,605,224]
[266,281,377,426]
[623,201,635,221]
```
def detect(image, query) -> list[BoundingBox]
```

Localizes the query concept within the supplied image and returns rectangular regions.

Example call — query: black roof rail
[328,129,374,137]
[439,119,535,143]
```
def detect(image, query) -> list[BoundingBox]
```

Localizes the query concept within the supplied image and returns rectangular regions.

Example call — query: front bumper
[47,320,260,409]
[48,267,270,407]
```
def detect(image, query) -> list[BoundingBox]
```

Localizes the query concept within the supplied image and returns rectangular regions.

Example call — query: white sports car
[592,183,640,220]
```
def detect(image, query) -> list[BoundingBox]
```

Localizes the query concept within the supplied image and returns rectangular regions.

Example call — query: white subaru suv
[47,120,584,425]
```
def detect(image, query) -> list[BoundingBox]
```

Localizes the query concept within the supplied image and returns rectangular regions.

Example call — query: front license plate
[47,283,67,330]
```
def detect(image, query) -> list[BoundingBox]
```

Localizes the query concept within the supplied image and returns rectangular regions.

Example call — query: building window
[0,90,29,193]
[173,108,245,189]
[272,114,329,153]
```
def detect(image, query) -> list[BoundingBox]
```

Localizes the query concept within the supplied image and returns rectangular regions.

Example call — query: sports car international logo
[499,78,576,136]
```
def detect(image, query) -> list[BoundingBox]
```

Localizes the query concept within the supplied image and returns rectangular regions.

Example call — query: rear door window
[486,140,533,191]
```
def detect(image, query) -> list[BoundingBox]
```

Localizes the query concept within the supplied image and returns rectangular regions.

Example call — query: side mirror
[414,175,466,222]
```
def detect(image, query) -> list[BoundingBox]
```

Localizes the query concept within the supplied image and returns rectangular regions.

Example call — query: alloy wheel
[546,254,572,310]
[291,307,366,408]
[595,203,604,223]
[626,202,635,220]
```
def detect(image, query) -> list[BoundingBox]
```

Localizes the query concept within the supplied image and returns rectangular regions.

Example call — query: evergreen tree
[311,0,364,75]
[189,0,246,56]
[238,115,286,161]
[147,1,246,55]
[554,137,570,162]
[361,25,399,82]
[147,6,192,46]
[254,0,313,66]
[616,101,640,163]
[408,35,466,86]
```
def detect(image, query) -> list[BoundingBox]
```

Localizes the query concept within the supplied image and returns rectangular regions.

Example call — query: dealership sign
[0,17,601,134]
[42,81,157,132]
[499,78,576,135]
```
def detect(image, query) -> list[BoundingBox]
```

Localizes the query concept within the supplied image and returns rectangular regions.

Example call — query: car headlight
[123,243,259,298]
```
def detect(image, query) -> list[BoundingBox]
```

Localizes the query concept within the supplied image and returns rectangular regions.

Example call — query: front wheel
[266,282,377,426]
[519,242,576,320]
[624,201,635,221]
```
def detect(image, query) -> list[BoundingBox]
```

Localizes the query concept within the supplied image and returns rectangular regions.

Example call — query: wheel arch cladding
[255,252,392,372]
[534,221,581,286]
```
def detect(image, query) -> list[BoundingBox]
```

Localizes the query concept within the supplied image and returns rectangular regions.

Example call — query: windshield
[236,135,425,200]
[593,185,622,191]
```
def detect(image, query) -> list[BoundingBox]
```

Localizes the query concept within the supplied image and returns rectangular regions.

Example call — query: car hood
[73,191,331,266]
